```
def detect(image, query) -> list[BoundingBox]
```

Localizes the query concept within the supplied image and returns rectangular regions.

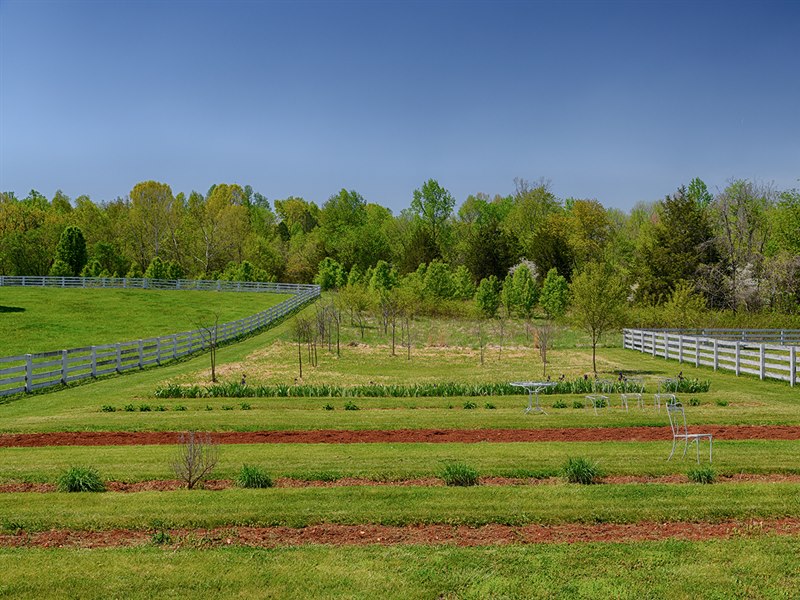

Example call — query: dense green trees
[2,175,798,317]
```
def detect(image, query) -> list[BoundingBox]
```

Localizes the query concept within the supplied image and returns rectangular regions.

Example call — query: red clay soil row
[3,519,800,548]
[3,473,800,494]
[3,424,800,447]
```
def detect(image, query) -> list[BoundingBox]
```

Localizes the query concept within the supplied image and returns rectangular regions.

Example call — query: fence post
[156,338,162,365]
[138,340,144,368]
[91,346,97,377]
[61,350,68,384]
[713,339,718,371]
[25,354,33,392]
[116,344,122,373]
[172,335,177,360]
[791,346,797,387]
[652,332,656,357]
[735,342,740,376]
[694,337,700,368]
[759,344,765,380]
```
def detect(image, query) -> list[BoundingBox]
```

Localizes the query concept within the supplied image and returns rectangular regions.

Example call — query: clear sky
[1,0,798,214]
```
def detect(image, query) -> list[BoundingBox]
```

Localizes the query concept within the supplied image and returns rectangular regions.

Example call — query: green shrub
[572,400,585,409]
[562,457,603,485]
[439,462,480,487]
[100,405,115,412]
[154,405,167,412]
[123,404,135,412]
[484,402,496,409]
[688,397,701,407]
[344,400,360,411]
[323,403,334,411]
[240,402,252,410]
[463,400,478,409]
[57,466,105,492]
[205,405,214,411]
[139,404,151,412]
[663,378,711,393]
[222,405,234,411]
[173,404,187,411]
[551,399,567,409]
[716,399,729,407]
[687,465,716,484]
[236,464,274,489]
[151,530,172,545]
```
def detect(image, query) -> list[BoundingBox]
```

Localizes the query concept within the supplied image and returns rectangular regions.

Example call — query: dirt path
[2,425,800,447]
[3,518,800,548]
[2,473,799,494]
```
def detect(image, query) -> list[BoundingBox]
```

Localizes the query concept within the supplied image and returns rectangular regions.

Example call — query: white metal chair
[666,402,713,463]
[620,377,645,411]
[654,393,676,411]
[585,394,609,415]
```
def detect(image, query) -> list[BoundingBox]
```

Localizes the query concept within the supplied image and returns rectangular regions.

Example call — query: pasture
[1,289,799,598]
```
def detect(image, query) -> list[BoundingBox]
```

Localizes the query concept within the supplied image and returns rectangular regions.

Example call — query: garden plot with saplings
[1,294,800,599]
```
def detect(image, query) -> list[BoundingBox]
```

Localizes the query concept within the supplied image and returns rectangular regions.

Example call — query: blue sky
[1,0,798,213]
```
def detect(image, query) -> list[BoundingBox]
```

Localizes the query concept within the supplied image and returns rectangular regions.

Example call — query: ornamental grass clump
[57,466,106,493]
[236,464,274,489]
[439,461,480,487]
[562,457,603,485]
[687,465,716,484]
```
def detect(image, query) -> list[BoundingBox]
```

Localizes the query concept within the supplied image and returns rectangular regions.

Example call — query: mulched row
[3,424,800,447]
[3,519,800,548]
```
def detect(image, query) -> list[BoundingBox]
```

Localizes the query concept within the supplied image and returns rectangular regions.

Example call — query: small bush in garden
[484,402,496,409]
[173,405,187,411]
[572,400,585,409]
[439,462,480,487]
[687,465,716,484]
[101,405,115,412]
[205,405,214,411]
[57,466,105,493]
[688,397,701,407]
[154,405,167,412]
[222,405,234,411]
[323,403,334,411]
[562,457,603,485]
[139,404,151,412]
[551,399,567,409]
[124,404,135,412]
[447,403,454,409]
[463,400,478,410]
[344,400,360,411]
[151,530,172,545]
[236,464,274,489]
[240,402,252,410]
[716,399,728,407]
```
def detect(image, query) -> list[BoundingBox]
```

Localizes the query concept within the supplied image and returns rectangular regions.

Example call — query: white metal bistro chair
[620,377,645,411]
[666,402,713,463]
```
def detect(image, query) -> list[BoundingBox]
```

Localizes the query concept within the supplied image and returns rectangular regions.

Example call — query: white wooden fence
[623,328,799,387]
[0,277,320,397]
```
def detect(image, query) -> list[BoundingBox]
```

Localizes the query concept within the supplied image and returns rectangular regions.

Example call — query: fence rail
[0,277,320,397]
[623,328,799,387]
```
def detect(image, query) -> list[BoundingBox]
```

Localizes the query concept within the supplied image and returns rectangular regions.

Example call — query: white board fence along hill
[623,328,800,387]
[0,276,320,397]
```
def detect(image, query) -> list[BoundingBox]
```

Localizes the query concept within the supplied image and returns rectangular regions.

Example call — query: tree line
[2,176,799,318]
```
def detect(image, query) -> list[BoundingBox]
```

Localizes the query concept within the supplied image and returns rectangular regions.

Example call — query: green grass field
[0,287,284,355]
[1,289,799,598]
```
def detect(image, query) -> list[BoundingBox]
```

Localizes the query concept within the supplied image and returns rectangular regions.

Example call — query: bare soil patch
[3,519,800,548]
[2,473,799,494]
[3,425,800,448]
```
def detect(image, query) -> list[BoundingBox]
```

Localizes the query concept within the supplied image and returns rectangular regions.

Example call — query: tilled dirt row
[3,519,800,548]
[3,424,800,447]
[3,473,800,494]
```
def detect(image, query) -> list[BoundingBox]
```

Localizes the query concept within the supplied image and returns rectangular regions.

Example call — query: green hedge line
[155,378,710,399]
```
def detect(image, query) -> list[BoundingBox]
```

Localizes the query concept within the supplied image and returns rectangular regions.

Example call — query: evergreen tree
[52,225,88,276]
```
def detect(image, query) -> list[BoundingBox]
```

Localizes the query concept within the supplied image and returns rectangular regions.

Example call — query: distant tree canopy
[1,177,798,314]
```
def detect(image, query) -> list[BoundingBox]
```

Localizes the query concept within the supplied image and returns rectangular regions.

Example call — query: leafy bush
[101,405,115,412]
[57,466,105,492]
[236,464,274,489]
[716,399,729,407]
[151,530,172,545]
[687,465,716,484]
[663,378,711,393]
[463,401,478,409]
[154,405,167,412]
[688,397,701,407]
[343,400,360,411]
[222,405,234,411]
[173,404,187,411]
[552,399,567,409]
[239,402,252,410]
[323,403,334,411]
[562,457,603,484]
[139,404,151,412]
[124,404,135,412]
[572,400,585,409]
[439,462,480,487]
[484,402,496,409]
[205,405,213,411]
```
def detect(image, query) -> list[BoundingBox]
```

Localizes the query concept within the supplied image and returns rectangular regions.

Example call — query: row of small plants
[155,378,711,399]
[101,402,252,412]
[54,459,717,493]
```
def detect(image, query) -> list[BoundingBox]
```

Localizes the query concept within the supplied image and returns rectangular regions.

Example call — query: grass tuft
[439,461,480,486]
[57,466,106,493]
[687,465,716,484]
[562,457,603,485]
[235,464,274,489]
